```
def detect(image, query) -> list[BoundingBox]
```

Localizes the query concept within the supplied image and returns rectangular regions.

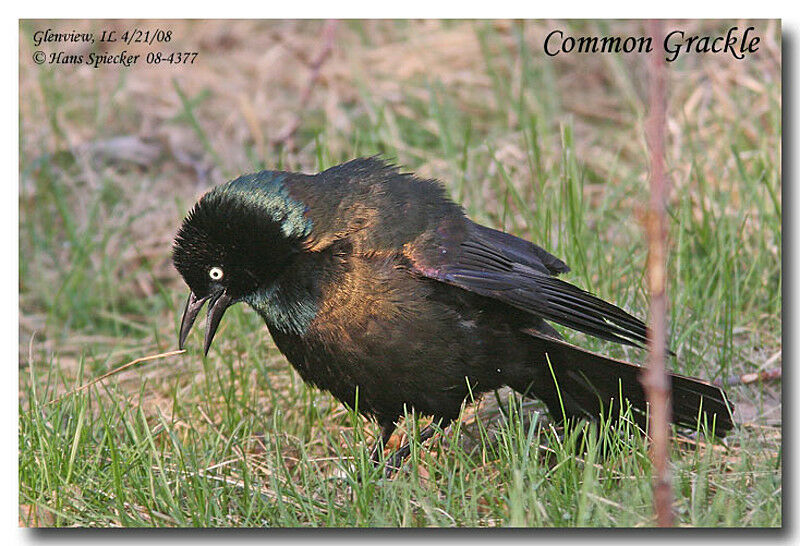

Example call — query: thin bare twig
[271,20,338,150]
[642,19,673,528]
[714,367,782,387]
[46,349,185,406]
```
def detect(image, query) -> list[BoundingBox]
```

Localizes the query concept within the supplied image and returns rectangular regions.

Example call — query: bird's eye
[209,267,224,281]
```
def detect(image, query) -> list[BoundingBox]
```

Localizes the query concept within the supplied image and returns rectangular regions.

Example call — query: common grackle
[173,158,734,467]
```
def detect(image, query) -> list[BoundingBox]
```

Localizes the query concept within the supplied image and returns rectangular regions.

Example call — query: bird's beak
[178,289,233,356]
[179,291,208,350]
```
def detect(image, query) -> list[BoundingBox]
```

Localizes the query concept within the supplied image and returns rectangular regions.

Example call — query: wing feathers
[439,263,649,348]
[408,218,650,349]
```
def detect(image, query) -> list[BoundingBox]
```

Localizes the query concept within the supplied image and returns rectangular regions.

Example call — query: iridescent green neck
[244,281,317,335]
[212,171,312,239]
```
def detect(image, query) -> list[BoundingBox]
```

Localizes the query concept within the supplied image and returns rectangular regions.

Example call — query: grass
[19,19,781,527]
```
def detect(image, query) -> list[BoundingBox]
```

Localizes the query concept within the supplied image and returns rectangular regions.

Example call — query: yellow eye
[209,267,224,281]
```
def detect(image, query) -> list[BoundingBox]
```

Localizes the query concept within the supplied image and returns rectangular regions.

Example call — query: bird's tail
[514,333,735,437]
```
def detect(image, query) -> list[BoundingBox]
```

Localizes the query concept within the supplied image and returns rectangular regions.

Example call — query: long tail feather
[519,332,734,437]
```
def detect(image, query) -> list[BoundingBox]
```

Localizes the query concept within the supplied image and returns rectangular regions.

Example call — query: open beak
[179,289,233,356]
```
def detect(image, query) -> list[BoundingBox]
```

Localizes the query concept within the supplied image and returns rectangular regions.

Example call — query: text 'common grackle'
[173,158,734,467]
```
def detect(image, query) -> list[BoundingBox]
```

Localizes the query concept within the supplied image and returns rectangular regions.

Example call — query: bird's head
[172,171,312,355]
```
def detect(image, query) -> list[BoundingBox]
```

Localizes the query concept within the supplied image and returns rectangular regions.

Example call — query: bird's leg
[385,419,443,475]
[369,420,397,465]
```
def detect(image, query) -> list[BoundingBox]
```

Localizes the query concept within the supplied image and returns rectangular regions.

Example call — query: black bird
[173,158,734,466]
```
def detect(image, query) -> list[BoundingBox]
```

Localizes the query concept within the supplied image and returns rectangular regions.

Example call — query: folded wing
[407,219,649,348]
